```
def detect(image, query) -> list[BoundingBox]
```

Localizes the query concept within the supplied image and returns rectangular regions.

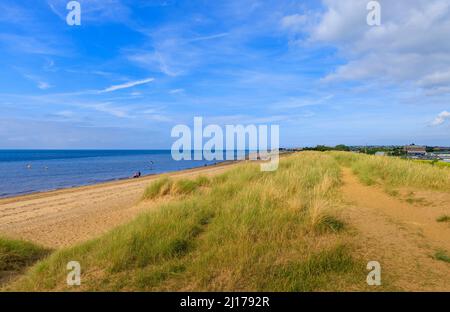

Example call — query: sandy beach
[0,162,238,248]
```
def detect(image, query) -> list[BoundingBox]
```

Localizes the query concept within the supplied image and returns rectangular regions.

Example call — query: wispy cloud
[280,14,307,33]
[431,111,450,126]
[98,78,155,93]
[23,74,52,90]
[169,88,184,94]
[189,32,229,42]
[274,95,334,109]
[89,102,130,118]
[0,34,63,55]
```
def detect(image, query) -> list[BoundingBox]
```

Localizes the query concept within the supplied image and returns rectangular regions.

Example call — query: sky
[0,0,450,149]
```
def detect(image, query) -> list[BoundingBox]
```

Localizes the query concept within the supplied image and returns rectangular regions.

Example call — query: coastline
[0,160,234,205]
[0,160,238,248]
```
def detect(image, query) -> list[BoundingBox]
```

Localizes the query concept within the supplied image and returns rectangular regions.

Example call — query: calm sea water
[0,150,226,198]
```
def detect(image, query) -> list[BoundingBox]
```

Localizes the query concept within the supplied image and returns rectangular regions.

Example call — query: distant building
[404,145,426,158]
[374,151,386,156]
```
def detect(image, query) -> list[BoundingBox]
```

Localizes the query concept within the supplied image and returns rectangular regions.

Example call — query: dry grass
[5,152,364,291]
[332,152,450,191]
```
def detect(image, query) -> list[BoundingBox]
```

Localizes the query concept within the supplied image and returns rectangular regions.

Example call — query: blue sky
[1,0,450,149]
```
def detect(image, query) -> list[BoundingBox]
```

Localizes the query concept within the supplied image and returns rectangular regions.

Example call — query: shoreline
[0,160,239,248]
[0,160,235,205]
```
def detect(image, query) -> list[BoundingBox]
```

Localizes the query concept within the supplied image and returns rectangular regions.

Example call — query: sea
[0,150,229,198]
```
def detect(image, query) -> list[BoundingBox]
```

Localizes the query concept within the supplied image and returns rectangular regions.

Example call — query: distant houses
[404,145,426,158]
[290,144,450,162]
[403,144,450,162]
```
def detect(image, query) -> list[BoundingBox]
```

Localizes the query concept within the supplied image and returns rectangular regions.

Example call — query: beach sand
[0,162,238,248]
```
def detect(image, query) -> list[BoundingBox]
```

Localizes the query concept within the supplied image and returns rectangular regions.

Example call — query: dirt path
[0,162,236,248]
[340,167,450,291]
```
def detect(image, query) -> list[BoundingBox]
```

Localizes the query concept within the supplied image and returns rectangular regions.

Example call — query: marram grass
[0,237,49,273]
[4,152,366,291]
[332,152,450,191]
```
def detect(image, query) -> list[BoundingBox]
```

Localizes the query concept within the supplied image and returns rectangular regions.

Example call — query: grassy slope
[0,237,49,272]
[6,152,366,291]
[332,152,450,191]
[0,237,49,284]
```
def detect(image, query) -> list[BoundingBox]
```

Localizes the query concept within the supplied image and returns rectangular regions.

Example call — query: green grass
[413,159,450,168]
[6,152,365,291]
[142,175,210,200]
[142,177,172,199]
[260,244,356,291]
[436,215,450,223]
[434,250,450,263]
[332,152,450,191]
[0,237,49,273]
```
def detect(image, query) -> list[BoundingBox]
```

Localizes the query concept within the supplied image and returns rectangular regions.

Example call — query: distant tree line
[303,144,350,152]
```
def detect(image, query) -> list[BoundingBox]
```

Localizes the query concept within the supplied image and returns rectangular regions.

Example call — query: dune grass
[142,175,211,200]
[332,152,450,191]
[0,237,49,273]
[5,152,365,291]
[0,237,50,285]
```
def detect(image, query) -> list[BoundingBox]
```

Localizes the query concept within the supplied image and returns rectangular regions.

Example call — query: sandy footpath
[0,162,237,248]
[341,168,450,291]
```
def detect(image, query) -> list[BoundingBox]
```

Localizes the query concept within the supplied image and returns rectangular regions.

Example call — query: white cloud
[128,51,182,77]
[431,111,450,126]
[189,33,229,42]
[99,78,154,93]
[280,14,308,32]
[90,103,130,118]
[127,26,230,77]
[292,0,450,94]
[0,34,62,55]
[23,74,52,90]
[37,81,52,90]
[273,95,334,109]
[169,88,184,94]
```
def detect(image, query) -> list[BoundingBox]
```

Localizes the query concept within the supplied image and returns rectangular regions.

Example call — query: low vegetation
[436,215,450,223]
[6,152,365,291]
[0,237,49,273]
[434,250,450,263]
[413,159,450,168]
[332,152,450,191]
[0,237,49,285]
[142,175,210,200]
